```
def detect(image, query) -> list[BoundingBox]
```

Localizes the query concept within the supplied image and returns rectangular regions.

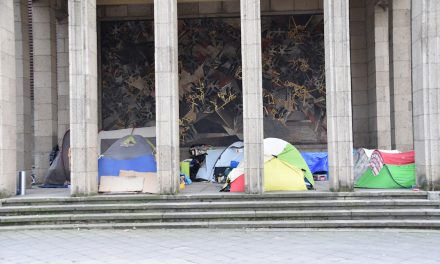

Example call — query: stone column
[366,1,392,150]
[32,0,58,183]
[389,0,413,151]
[324,0,354,192]
[240,0,264,194]
[68,0,98,195]
[411,0,440,190]
[0,0,17,196]
[154,0,180,194]
[14,0,33,186]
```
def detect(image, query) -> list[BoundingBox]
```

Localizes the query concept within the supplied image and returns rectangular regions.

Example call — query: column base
[70,192,98,197]
[330,186,354,192]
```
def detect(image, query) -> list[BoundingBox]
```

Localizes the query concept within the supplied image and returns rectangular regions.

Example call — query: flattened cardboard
[119,170,159,194]
[99,176,144,193]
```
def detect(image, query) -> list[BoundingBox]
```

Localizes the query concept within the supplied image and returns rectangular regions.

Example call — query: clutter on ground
[39,129,417,194]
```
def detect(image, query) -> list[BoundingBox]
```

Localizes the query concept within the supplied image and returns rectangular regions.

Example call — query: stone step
[1,219,440,231]
[1,191,428,206]
[1,199,438,216]
[2,209,440,226]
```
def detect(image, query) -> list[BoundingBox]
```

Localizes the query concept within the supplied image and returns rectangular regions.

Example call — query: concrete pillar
[324,0,354,192]
[14,0,33,185]
[154,0,180,194]
[366,0,392,149]
[240,0,264,194]
[32,0,58,183]
[389,0,413,151]
[0,0,17,196]
[68,0,98,195]
[56,16,69,141]
[411,0,440,190]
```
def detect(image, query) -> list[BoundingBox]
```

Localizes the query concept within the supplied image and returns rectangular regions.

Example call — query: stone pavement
[0,229,439,264]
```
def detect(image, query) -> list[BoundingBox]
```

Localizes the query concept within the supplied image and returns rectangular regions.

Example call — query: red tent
[230,174,245,192]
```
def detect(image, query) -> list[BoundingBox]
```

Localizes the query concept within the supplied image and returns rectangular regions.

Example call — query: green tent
[355,164,415,189]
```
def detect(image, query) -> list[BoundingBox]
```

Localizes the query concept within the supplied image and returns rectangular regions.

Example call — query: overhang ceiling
[97,0,238,5]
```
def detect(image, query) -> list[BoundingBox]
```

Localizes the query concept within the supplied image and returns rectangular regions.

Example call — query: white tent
[195,148,225,181]
[195,141,244,182]
[214,141,244,167]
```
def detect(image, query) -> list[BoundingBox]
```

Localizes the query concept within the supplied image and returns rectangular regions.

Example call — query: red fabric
[370,150,414,176]
[376,150,415,165]
[369,150,415,176]
[230,175,245,192]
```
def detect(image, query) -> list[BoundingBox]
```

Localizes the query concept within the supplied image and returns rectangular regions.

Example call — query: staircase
[1,192,440,230]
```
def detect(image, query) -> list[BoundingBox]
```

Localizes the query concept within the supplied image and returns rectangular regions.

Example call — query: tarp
[370,150,414,175]
[98,135,157,177]
[301,152,328,173]
[355,164,416,189]
[42,130,70,186]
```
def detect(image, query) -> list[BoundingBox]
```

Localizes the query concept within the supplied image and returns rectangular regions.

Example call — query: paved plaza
[0,229,439,264]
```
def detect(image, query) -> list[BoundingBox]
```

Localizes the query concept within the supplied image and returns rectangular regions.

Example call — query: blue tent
[98,135,157,177]
[301,152,328,174]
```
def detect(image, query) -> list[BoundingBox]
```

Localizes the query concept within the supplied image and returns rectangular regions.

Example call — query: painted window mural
[100,14,326,147]
[261,15,326,144]
[100,20,156,129]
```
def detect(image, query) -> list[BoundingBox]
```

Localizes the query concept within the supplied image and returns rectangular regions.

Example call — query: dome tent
[353,148,400,181]
[226,138,314,192]
[355,150,415,189]
[264,138,315,187]
[98,135,157,177]
[355,164,416,189]
[263,138,314,191]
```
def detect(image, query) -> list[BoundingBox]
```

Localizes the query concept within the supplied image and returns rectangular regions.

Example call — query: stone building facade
[0,0,438,196]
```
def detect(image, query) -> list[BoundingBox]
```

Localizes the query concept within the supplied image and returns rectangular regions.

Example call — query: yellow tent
[264,157,307,191]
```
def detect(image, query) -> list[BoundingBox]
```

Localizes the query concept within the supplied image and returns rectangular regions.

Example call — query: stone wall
[350,0,369,148]
[389,0,413,151]
[366,0,391,149]
[32,0,58,182]
[56,17,69,141]
[14,0,33,183]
